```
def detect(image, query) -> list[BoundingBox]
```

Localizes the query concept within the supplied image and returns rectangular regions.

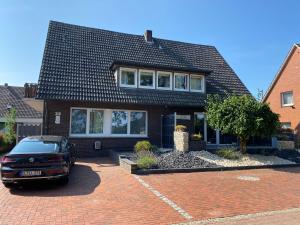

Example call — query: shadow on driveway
[9,163,101,197]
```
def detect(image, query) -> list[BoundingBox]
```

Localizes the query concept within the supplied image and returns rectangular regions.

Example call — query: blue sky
[0,0,299,96]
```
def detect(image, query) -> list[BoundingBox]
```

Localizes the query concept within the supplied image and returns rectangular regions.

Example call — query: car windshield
[10,141,60,154]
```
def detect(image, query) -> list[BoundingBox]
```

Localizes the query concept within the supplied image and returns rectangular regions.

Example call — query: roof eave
[110,60,213,75]
[262,43,300,102]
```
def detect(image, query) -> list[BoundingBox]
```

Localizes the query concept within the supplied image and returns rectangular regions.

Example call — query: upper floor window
[120,68,137,88]
[281,122,291,129]
[190,75,204,92]
[281,91,293,107]
[139,70,155,89]
[174,73,189,91]
[157,71,172,90]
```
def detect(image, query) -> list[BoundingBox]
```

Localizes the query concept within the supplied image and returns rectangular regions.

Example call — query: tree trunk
[240,138,248,154]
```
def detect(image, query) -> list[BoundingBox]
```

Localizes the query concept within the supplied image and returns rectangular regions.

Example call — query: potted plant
[189,133,206,151]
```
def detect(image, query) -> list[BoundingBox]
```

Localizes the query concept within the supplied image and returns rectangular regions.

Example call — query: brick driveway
[1,158,300,225]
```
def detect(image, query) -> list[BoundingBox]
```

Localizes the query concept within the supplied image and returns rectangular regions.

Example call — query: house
[263,43,300,141]
[0,83,43,141]
[37,21,249,156]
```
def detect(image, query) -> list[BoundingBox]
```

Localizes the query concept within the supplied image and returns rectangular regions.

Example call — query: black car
[0,136,76,188]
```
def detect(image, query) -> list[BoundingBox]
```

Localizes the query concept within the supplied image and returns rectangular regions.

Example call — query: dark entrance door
[162,114,175,148]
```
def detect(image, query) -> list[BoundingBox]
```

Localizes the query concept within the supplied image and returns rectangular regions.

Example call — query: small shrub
[216,148,240,160]
[137,155,157,169]
[175,125,187,132]
[134,140,152,153]
[191,133,202,141]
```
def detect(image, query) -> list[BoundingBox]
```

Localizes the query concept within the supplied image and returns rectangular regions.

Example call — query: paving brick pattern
[1,158,300,225]
[0,158,183,225]
[142,167,300,221]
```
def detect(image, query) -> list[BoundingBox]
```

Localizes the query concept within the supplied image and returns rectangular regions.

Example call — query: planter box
[189,140,206,151]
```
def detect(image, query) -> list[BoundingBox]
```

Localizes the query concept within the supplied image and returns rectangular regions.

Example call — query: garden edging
[133,163,300,174]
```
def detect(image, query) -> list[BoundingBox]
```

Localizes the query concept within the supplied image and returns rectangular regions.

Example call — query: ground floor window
[70,108,147,137]
[194,113,205,139]
[111,111,128,134]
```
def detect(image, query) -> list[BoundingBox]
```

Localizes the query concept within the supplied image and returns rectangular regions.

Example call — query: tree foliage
[206,94,280,153]
[4,108,17,144]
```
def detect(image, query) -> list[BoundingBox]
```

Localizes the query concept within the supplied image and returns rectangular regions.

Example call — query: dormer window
[139,69,155,89]
[120,68,137,88]
[190,75,204,92]
[174,73,189,91]
[157,71,172,90]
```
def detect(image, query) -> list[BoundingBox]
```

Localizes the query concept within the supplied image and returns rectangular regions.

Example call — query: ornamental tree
[206,94,280,154]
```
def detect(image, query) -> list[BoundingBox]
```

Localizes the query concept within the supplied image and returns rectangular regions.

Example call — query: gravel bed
[117,150,295,169]
[156,151,218,169]
[195,151,295,167]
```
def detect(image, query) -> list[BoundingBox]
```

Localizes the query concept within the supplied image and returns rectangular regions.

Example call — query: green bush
[175,125,187,132]
[134,140,152,153]
[216,148,240,160]
[137,155,157,169]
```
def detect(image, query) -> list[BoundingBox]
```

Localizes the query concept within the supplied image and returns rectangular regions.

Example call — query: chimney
[144,30,153,43]
[24,83,38,98]
[4,83,8,87]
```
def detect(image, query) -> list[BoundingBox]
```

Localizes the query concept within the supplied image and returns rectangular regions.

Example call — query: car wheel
[3,182,13,188]
[60,175,69,185]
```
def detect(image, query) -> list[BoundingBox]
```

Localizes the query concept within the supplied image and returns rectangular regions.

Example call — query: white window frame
[69,107,148,138]
[156,71,172,90]
[174,73,189,91]
[190,74,205,93]
[281,91,294,107]
[281,122,292,129]
[70,108,105,137]
[119,67,137,88]
[138,69,155,89]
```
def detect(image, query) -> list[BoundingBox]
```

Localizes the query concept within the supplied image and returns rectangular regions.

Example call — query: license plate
[20,171,42,177]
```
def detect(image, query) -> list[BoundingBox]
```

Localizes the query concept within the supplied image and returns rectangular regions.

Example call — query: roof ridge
[49,20,216,49]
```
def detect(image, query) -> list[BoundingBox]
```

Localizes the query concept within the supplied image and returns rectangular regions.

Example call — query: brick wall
[44,100,204,156]
[265,46,300,141]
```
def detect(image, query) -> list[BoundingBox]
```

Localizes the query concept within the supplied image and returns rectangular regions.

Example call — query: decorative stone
[278,141,295,150]
[174,131,189,152]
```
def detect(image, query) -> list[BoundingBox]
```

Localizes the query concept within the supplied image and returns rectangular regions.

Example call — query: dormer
[110,60,211,94]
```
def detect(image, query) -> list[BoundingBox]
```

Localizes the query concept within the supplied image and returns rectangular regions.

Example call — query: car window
[11,141,60,154]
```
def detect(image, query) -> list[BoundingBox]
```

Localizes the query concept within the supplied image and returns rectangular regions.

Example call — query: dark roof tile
[37,21,249,107]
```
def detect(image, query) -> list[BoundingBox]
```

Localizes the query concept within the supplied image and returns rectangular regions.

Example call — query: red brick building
[263,44,300,140]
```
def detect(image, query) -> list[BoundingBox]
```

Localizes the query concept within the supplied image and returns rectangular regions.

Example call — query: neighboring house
[263,43,300,141]
[0,83,43,141]
[37,21,249,156]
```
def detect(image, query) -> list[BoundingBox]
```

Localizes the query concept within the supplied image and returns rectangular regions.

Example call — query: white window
[111,111,128,134]
[157,71,172,90]
[70,108,147,137]
[120,68,137,87]
[190,75,204,92]
[71,109,87,135]
[89,110,104,134]
[70,108,104,136]
[281,122,291,129]
[139,70,155,89]
[281,91,293,107]
[174,73,189,91]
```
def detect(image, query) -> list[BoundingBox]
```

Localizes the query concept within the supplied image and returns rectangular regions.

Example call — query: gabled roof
[263,43,300,102]
[37,21,249,107]
[0,85,43,119]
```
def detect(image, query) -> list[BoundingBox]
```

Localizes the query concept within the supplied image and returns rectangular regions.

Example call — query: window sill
[69,135,149,139]
[190,89,205,93]
[282,104,294,107]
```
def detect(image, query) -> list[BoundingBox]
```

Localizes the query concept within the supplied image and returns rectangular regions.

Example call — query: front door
[162,114,175,148]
